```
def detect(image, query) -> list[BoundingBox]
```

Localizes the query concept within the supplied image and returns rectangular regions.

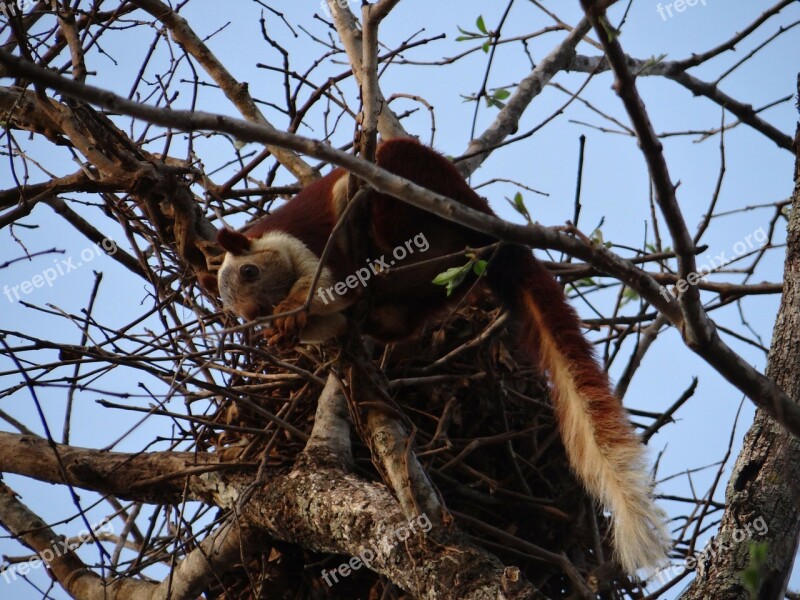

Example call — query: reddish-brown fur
[244,171,352,282]
[247,170,342,251]
[369,140,633,446]
[214,138,668,573]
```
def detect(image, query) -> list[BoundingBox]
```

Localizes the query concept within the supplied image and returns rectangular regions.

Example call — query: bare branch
[0,431,546,600]
[459,18,592,176]
[4,51,797,442]
[130,0,316,183]
[325,0,406,139]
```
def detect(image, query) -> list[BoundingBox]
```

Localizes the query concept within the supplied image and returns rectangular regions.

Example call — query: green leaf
[432,266,464,286]
[493,88,511,100]
[434,256,487,296]
[506,192,532,224]
[432,264,471,296]
[481,40,490,53]
[640,53,667,74]
[456,25,480,40]
[485,97,505,109]
[476,15,487,34]
[573,277,597,288]
[600,17,620,41]
[620,286,640,307]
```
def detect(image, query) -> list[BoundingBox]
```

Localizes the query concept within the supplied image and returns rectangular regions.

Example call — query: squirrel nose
[240,301,263,321]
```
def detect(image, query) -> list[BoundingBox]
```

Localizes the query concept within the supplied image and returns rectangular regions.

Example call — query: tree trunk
[681,80,800,600]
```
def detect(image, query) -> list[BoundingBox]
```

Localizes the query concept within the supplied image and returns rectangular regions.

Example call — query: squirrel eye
[239,264,259,280]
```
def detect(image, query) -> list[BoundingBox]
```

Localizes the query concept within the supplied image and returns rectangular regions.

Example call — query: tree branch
[325,0,406,140]
[130,0,316,183]
[567,55,794,152]
[0,431,546,599]
[3,49,799,441]
[459,18,592,176]
[0,480,260,600]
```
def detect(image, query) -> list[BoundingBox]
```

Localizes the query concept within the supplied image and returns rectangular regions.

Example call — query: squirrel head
[216,228,296,321]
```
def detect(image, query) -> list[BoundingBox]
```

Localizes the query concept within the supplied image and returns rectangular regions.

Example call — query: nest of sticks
[198,286,631,599]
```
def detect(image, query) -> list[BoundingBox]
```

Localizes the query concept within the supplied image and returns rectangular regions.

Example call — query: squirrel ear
[217,228,251,255]
[197,271,219,296]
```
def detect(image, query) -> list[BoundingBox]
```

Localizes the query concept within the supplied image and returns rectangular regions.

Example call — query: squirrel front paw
[269,298,309,344]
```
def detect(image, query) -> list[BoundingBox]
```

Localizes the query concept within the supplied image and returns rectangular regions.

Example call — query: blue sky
[1,0,798,597]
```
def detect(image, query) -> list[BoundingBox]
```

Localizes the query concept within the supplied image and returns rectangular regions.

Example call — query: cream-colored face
[217,238,295,321]
[216,231,352,344]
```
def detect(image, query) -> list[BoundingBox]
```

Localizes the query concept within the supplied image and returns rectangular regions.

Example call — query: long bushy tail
[487,244,669,575]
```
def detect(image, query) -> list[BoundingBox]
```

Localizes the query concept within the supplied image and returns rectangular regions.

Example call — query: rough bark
[0,430,544,600]
[681,83,800,600]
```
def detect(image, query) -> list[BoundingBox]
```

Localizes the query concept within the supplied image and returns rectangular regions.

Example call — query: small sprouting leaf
[600,17,620,41]
[620,286,640,307]
[485,88,512,108]
[476,15,487,34]
[573,277,597,288]
[588,218,612,248]
[506,192,532,224]
[434,255,487,296]
[433,264,471,296]
[640,53,667,75]
[432,266,463,286]
[482,40,490,53]
[485,96,504,109]
[456,25,481,41]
